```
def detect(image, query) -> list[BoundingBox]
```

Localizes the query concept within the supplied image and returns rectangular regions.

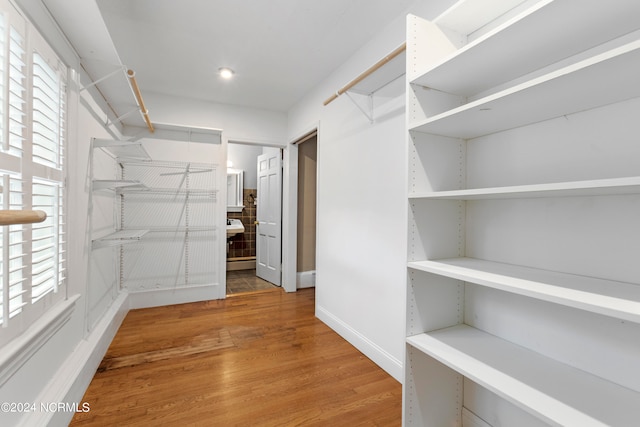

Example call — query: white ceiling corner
[43,0,415,126]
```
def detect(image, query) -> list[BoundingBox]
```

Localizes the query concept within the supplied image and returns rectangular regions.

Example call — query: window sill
[0,294,80,386]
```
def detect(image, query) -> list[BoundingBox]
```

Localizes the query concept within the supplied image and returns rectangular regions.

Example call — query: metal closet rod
[323,42,407,106]
[127,69,155,133]
[0,210,47,225]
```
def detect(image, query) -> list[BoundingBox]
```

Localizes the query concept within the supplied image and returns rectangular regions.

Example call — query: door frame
[224,123,318,294]
[282,124,319,293]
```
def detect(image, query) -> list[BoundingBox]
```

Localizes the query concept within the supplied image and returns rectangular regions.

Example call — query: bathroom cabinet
[404,0,640,425]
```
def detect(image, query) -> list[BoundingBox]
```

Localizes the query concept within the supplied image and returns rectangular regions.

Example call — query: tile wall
[227,188,257,259]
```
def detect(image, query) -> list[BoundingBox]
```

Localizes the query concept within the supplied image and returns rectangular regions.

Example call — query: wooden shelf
[408,257,640,323]
[407,324,640,427]
[92,180,146,191]
[410,40,640,138]
[412,0,640,96]
[92,229,149,248]
[409,177,640,200]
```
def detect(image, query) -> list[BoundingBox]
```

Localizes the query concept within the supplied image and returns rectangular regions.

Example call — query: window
[0,1,67,346]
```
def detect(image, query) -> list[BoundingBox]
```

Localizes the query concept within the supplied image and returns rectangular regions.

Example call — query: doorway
[226,142,282,295]
[295,133,317,288]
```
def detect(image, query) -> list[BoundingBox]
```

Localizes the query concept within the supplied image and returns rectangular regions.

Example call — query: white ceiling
[48,0,415,117]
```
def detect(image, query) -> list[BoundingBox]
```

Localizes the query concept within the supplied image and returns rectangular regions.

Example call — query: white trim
[128,283,222,310]
[462,407,493,427]
[0,294,80,387]
[316,305,403,382]
[19,291,129,427]
[227,259,256,271]
[296,270,316,288]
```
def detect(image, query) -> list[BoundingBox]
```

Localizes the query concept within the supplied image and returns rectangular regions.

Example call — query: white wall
[142,92,288,147]
[228,143,263,189]
[286,0,456,381]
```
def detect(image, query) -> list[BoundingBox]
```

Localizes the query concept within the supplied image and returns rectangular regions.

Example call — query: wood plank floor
[70,288,401,426]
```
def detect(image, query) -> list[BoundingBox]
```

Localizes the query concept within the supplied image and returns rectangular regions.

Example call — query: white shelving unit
[91,229,149,249]
[92,180,146,191]
[404,1,640,426]
[90,139,151,249]
[89,139,219,291]
[92,138,151,161]
[116,159,218,291]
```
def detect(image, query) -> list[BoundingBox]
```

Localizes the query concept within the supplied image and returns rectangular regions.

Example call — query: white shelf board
[120,123,223,144]
[117,187,217,197]
[93,139,151,161]
[92,229,149,248]
[92,180,146,191]
[143,226,216,233]
[413,0,640,96]
[409,177,640,200]
[410,40,640,138]
[408,258,640,323]
[433,0,527,37]
[407,325,640,426]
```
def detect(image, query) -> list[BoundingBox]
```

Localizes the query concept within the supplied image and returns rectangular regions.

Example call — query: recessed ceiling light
[218,67,235,79]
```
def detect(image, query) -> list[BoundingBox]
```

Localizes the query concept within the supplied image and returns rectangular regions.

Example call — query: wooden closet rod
[323,42,406,106]
[0,210,47,226]
[127,69,155,133]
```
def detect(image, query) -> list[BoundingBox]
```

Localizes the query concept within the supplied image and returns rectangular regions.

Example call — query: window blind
[0,1,67,345]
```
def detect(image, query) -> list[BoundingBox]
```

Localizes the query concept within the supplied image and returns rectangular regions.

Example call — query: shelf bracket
[80,66,126,92]
[345,91,374,124]
[79,61,154,134]
[323,42,406,106]
[106,108,140,127]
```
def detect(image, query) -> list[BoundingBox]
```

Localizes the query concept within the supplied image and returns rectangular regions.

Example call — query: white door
[256,151,282,286]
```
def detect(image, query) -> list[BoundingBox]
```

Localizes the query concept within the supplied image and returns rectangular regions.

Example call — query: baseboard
[296,270,316,288]
[316,305,403,382]
[128,283,222,309]
[22,291,129,427]
[226,259,256,271]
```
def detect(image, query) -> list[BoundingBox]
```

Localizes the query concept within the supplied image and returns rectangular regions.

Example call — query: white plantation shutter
[0,1,67,345]
[30,50,66,305]
[31,179,63,302]
[7,25,26,157]
[1,173,27,321]
[32,52,63,168]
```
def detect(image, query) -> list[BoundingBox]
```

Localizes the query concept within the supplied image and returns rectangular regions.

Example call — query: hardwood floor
[70,288,401,426]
